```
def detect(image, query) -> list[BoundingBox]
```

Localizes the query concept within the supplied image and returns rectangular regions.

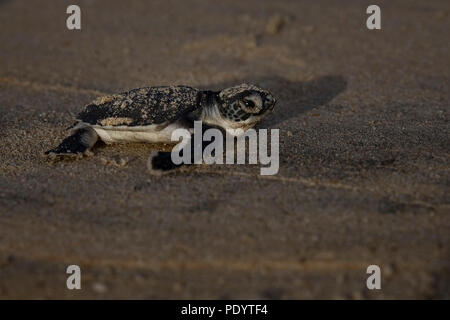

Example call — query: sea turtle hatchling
[45,84,276,167]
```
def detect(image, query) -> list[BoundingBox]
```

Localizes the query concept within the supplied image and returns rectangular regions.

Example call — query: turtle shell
[77,86,200,127]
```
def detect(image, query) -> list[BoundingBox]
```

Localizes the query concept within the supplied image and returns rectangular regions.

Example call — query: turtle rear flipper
[45,126,98,157]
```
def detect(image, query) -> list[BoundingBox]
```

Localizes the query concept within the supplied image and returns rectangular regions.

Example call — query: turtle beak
[265,94,276,111]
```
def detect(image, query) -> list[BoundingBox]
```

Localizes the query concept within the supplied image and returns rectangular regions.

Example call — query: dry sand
[0,0,449,299]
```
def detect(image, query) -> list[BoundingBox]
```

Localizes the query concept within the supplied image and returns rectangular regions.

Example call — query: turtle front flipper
[147,151,181,174]
[148,126,220,174]
[45,126,98,157]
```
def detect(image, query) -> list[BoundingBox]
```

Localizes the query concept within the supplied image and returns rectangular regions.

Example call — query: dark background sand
[0,0,449,299]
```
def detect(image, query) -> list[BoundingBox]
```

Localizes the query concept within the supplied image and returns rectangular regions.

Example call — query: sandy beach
[0,0,449,299]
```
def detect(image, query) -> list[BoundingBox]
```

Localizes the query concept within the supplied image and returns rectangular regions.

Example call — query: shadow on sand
[204,75,347,128]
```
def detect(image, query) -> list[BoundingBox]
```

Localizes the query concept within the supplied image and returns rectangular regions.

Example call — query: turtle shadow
[184,75,347,214]
[203,75,347,128]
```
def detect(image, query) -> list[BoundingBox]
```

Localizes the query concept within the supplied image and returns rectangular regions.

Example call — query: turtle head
[217,84,276,128]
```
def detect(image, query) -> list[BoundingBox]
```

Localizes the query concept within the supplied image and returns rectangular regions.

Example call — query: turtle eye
[244,100,255,108]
